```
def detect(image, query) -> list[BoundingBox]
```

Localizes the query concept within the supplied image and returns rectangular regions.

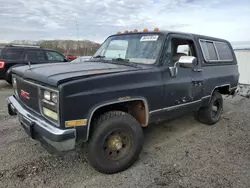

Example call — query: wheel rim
[103,130,132,161]
[211,99,221,119]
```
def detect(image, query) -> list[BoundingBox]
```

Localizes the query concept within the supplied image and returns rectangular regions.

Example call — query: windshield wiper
[93,55,106,59]
[111,58,138,67]
[112,57,129,62]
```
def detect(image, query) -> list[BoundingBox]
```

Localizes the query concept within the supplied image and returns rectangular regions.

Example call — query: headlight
[41,89,59,124]
[43,90,58,104]
[51,93,58,103]
[44,91,51,101]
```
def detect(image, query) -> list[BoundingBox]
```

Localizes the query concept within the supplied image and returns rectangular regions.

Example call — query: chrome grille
[16,78,40,113]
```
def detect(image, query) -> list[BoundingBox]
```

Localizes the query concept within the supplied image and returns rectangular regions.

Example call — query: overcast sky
[0,0,249,43]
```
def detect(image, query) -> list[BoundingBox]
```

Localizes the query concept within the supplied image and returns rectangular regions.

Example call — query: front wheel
[87,111,144,174]
[198,91,223,125]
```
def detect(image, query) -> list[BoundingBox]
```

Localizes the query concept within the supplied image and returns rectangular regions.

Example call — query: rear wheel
[87,111,144,174]
[198,91,223,125]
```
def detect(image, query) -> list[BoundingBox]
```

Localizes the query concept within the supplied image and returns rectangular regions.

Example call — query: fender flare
[85,97,149,141]
[208,84,238,103]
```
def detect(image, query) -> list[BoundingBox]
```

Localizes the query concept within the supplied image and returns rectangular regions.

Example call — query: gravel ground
[0,80,250,188]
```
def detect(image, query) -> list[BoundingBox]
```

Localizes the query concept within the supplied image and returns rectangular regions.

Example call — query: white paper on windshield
[140,35,159,41]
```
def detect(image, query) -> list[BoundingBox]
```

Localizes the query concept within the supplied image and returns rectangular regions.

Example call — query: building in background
[232,41,250,97]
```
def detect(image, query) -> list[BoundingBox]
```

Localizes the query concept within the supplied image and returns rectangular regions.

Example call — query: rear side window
[2,49,24,60]
[200,39,234,62]
[200,40,218,61]
[214,42,233,60]
[26,51,45,61]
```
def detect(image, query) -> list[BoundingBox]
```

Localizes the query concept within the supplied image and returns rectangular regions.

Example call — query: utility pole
[76,20,80,56]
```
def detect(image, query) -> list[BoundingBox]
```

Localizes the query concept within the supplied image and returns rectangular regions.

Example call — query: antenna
[76,20,80,56]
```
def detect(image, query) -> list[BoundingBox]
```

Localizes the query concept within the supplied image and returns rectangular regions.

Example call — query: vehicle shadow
[142,113,202,150]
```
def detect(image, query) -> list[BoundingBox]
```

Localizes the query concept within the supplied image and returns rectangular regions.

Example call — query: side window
[214,42,233,60]
[164,38,197,65]
[105,40,128,59]
[200,40,218,61]
[46,51,65,62]
[200,40,233,62]
[26,51,45,62]
[2,49,24,60]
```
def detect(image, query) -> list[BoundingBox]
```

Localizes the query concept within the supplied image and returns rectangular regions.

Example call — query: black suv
[0,45,69,84]
[7,30,239,174]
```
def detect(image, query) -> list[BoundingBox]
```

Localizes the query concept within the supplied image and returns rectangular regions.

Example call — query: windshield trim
[92,32,166,66]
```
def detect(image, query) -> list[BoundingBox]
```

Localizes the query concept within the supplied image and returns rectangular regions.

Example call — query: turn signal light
[143,28,148,32]
[0,61,5,69]
[65,119,87,127]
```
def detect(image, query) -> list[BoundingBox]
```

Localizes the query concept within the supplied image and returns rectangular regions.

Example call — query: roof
[5,44,41,48]
[2,45,57,52]
[111,30,229,43]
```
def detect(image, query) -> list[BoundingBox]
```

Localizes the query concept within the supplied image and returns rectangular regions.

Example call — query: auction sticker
[140,35,159,41]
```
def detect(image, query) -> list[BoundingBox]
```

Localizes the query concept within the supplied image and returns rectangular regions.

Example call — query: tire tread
[87,110,143,174]
[198,91,223,125]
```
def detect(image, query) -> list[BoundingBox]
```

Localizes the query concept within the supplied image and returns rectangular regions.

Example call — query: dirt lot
[0,80,249,188]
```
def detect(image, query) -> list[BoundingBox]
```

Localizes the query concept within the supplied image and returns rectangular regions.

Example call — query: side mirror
[178,56,197,68]
[169,56,197,77]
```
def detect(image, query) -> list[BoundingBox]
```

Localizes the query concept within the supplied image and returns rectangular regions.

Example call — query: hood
[12,61,140,86]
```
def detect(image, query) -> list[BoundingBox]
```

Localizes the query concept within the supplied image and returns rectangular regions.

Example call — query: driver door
[161,34,203,118]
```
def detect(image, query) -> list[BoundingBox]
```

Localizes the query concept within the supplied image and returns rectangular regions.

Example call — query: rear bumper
[7,95,76,152]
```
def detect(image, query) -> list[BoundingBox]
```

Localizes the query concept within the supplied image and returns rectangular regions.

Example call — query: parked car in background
[71,56,92,63]
[65,54,77,61]
[0,45,69,84]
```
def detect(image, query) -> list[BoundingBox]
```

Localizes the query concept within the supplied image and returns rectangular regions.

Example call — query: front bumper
[7,95,76,152]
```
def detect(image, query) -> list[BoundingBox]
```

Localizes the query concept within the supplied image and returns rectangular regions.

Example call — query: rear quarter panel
[195,36,239,103]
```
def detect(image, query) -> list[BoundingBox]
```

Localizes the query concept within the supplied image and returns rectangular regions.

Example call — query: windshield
[93,33,164,65]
